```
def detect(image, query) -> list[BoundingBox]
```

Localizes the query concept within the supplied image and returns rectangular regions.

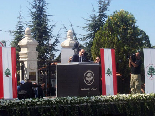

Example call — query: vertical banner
[100,48,117,95]
[143,48,155,94]
[0,47,17,99]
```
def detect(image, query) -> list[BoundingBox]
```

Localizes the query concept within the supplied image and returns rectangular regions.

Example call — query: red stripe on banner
[11,47,17,98]
[0,42,4,47]
[111,49,117,95]
[0,47,4,99]
[100,48,106,95]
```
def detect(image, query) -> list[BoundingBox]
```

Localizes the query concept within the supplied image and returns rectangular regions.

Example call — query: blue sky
[0,0,155,56]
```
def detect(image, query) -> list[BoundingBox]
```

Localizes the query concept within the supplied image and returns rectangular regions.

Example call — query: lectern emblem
[84,70,94,85]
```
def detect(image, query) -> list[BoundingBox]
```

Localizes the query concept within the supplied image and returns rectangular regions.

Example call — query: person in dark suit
[38,84,43,98]
[71,49,88,62]
[24,79,39,98]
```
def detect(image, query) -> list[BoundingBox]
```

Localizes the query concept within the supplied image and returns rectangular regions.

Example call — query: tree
[11,11,25,81]
[29,0,59,65]
[83,0,110,60]
[11,11,25,56]
[91,10,151,93]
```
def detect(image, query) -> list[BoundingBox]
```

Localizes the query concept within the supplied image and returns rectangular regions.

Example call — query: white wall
[61,48,74,63]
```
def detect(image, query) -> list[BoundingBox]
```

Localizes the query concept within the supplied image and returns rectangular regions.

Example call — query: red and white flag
[100,48,117,95]
[143,48,155,93]
[0,47,17,99]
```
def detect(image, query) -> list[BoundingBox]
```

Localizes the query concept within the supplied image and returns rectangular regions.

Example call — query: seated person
[94,57,100,63]
[68,56,73,62]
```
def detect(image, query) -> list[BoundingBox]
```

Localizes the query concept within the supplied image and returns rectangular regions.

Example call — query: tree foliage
[92,9,151,59]
[83,0,110,60]
[29,0,59,64]
[11,12,25,54]
[91,10,151,92]
[11,11,25,81]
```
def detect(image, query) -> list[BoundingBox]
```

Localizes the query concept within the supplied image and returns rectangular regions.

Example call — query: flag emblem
[106,68,112,76]
[5,68,11,77]
[146,64,155,80]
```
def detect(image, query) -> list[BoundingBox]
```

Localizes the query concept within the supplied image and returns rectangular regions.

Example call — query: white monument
[18,27,39,83]
[61,30,76,63]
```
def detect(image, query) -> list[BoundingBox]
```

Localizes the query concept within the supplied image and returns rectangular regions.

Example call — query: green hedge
[0,94,155,116]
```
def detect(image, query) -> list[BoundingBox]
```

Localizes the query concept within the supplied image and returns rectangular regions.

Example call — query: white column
[20,62,22,82]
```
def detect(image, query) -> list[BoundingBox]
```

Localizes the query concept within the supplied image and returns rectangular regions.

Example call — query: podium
[56,62,101,97]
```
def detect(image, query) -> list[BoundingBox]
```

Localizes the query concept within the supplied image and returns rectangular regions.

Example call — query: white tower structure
[18,27,39,83]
